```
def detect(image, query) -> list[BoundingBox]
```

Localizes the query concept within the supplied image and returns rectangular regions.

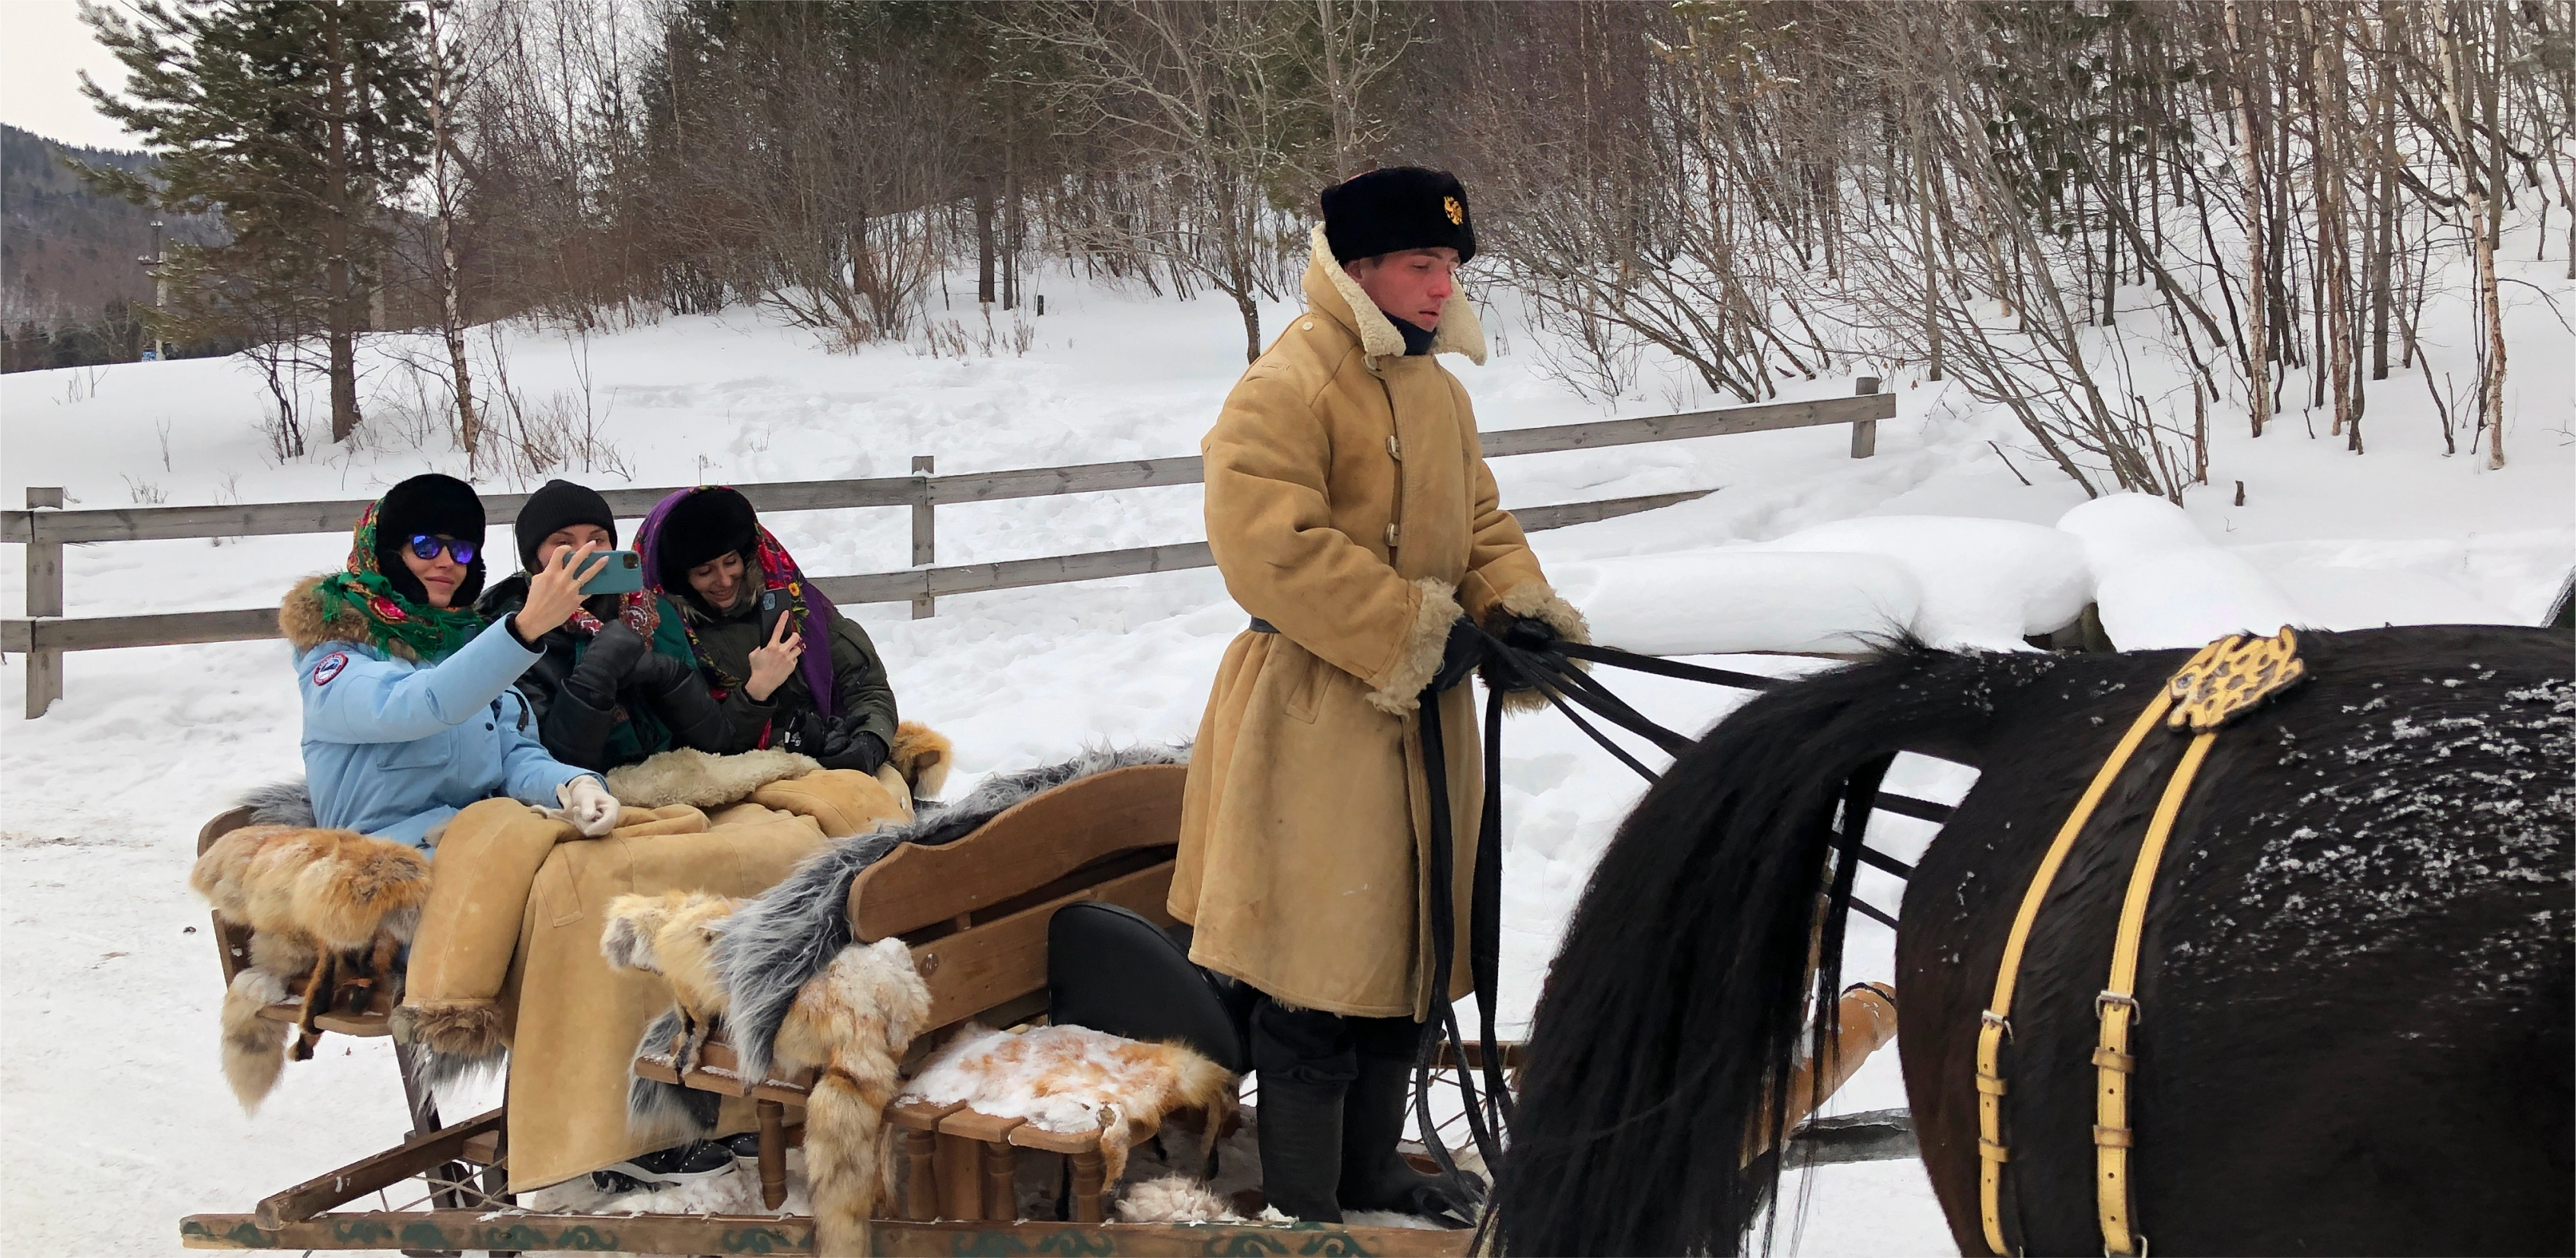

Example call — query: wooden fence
[3,382,1889,715]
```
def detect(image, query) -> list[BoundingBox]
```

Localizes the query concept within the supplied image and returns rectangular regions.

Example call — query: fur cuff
[391,999,508,1058]
[1492,582,1592,714]
[1366,580,1462,716]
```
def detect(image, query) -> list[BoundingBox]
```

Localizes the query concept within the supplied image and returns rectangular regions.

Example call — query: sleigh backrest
[848,762,1187,1037]
[198,804,262,986]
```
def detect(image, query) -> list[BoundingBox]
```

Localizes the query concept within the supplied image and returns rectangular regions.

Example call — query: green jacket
[689,589,898,754]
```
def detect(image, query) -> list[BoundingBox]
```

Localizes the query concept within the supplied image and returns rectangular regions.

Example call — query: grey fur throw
[713,742,1188,1081]
[239,779,317,829]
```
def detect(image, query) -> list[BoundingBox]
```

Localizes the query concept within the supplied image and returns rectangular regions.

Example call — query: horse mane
[1492,637,2070,1256]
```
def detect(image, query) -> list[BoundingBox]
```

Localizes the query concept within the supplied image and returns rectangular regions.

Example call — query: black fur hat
[1321,167,1476,266]
[375,472,488,607]
[653,486,759,593]
[514,479,618,573]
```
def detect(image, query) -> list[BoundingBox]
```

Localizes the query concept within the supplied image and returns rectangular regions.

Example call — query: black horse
[1494,624,2571,1256]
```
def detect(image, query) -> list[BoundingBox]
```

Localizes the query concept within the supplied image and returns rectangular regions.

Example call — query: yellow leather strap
[2095,728,2215,1256]
[1976,685,2175,1256]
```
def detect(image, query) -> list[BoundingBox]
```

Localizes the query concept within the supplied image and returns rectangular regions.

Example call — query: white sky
[2,0,144,150]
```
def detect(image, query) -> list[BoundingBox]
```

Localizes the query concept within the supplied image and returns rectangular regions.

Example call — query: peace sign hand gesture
[745,608,804,701]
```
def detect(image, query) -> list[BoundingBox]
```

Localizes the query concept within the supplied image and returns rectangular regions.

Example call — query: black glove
[817,726,889,775]
[1502,615,1559,651]
[563,621,649,710]
[773,710,828,757]
[1428,616,1486,693]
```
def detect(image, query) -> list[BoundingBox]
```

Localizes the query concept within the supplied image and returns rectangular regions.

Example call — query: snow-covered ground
[1,223,2566,1256]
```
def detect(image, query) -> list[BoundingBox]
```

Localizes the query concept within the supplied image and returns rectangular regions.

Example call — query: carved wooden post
[24,487,63,717]
[903,1129,942,1221]
[911,455,936,621]
[1850,378,1882,458]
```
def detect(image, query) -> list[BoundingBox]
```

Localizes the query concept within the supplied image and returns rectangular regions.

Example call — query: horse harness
[1975,629,2310,1256]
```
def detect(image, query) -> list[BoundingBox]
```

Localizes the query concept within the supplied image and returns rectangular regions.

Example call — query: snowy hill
[0,241,2567,1255]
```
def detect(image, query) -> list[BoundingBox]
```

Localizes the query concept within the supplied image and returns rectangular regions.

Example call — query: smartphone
[580,549,646,595]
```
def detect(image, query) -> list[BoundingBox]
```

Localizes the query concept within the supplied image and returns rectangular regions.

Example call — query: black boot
[1340,1054,1483,1226]
[1255,1074,1347,1223]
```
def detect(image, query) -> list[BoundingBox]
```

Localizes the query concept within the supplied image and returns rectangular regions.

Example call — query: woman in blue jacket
[280,473,621,847]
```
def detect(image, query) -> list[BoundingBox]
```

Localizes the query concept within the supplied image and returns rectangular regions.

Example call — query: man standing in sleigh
[1171,168,1589,1224]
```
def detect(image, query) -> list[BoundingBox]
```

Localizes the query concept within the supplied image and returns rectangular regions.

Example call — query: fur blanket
[714,743,1188,1084]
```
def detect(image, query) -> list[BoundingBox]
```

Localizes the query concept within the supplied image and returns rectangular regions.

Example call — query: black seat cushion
[1047,902,1250,1073]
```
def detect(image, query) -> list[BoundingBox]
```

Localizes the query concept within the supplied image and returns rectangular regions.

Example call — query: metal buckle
[1980,1010,2013,1039]
[2095,990,2140,1022]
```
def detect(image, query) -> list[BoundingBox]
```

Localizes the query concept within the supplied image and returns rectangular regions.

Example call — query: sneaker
[593,1140,737,1189]
[719,1132,764,1160]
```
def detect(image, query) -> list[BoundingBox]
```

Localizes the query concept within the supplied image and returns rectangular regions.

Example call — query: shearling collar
[279,573,422,661]
[1299,225,1487,369]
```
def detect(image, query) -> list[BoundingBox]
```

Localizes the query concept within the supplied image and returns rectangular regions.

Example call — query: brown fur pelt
[191,825,432,1110]
[771,938,932,1258]
[885,721,953,800]
[601,889,738,1075]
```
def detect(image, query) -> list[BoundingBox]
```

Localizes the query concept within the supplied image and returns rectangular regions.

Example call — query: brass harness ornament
[1974,629,2307,1256]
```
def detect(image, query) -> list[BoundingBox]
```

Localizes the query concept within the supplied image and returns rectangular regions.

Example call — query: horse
[1491,624,2571,1256]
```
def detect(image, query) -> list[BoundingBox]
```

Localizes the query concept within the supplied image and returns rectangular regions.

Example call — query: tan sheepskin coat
[1172,226,1587,1020]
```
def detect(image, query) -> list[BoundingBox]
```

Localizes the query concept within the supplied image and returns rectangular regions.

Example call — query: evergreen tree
[78,0,430,441]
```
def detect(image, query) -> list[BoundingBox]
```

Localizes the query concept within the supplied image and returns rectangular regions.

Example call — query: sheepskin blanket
[714,743,1189,1081]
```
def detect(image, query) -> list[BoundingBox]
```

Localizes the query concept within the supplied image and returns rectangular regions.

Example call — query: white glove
[557,776,620,838]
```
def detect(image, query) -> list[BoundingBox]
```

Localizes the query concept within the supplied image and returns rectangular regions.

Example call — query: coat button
[1385,524,1399,548]
[1302,321,1315,330]
[1386,435,1402,461]
[486,723,495,730]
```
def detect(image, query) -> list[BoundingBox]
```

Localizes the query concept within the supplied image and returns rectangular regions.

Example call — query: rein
[1407,629,1946,1212]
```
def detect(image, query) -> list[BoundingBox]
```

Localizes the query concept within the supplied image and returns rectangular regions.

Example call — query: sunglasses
[406,534,479,564]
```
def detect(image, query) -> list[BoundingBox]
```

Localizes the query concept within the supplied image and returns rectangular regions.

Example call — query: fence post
[910,456,936,620]
[1850,377,1882,458]
[24,487,64,717]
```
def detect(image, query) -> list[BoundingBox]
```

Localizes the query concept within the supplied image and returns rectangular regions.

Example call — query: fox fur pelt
[715,743,1187,1082]
[603,890,738,1072]
[191,825,432,1110]
[773,937,931,1258]
[604,722,956,811]
[899,1023,1237,1189]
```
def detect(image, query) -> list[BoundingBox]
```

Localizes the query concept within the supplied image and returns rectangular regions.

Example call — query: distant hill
[2,123,224,326]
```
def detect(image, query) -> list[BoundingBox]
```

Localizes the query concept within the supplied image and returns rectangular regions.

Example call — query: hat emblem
[1443,195,1464,225]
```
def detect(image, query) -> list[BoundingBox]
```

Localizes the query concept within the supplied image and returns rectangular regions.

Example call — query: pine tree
[78,0,431,442]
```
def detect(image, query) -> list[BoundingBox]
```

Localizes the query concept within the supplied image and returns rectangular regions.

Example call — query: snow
[3,209,2569,1256]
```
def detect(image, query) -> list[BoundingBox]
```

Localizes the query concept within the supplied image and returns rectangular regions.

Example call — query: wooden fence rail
[5,382,1888,715]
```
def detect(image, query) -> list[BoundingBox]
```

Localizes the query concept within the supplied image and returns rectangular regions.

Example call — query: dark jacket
[684,587,897,754]
[474,577,732,771]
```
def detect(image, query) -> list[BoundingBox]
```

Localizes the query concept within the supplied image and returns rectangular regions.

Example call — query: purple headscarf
[637,486,840,720]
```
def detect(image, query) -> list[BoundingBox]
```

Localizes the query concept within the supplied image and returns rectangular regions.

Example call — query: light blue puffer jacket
[284,576,591,848]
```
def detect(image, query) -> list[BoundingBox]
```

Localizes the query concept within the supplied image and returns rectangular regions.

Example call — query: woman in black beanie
[476,478,732,770]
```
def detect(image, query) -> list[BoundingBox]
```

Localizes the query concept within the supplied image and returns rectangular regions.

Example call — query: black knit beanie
[514,479,618,573]
[375,473,488,608]
[654,487,760,595]
[1321,167,1476,266]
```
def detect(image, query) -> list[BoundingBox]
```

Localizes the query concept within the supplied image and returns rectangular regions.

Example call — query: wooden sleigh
[179,761,1916,1254]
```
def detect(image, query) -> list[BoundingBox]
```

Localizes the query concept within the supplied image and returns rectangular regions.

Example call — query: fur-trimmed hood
[280,573,422,662]
[1300,224,1487,369]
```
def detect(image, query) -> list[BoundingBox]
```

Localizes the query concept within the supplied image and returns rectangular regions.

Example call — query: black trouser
[1249,993,1421,1082]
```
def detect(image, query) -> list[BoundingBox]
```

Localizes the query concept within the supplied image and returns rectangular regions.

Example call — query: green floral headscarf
[311,500,487,660]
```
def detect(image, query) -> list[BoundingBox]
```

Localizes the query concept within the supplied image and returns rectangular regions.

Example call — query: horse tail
[1494,640,2042,1256]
